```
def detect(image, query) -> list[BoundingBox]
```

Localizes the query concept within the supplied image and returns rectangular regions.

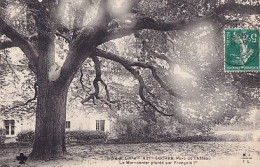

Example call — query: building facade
[0,106,115,142]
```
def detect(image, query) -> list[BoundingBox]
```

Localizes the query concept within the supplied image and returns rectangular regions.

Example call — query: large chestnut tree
[0,0,259,159]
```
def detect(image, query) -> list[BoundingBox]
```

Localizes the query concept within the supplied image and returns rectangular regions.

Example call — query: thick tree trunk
[28,15,95,159]
[29,27,72,159]
[30,80,70,159]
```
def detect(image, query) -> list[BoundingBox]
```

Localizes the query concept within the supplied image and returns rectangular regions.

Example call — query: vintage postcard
[0,0,259,167]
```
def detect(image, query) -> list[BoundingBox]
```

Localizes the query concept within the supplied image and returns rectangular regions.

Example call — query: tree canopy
[0,0,259,159]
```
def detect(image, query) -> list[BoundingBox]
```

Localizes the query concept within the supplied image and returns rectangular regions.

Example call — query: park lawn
[0,142,259,167]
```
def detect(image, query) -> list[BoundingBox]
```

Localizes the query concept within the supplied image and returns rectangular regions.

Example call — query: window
[4,120,15,136]
[96,120,105,131]
[66,121,71,129]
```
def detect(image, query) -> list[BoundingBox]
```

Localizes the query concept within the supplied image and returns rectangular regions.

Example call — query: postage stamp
[225,29,259,72]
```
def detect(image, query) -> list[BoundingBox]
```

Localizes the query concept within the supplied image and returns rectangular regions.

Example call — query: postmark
[225,29,259,72]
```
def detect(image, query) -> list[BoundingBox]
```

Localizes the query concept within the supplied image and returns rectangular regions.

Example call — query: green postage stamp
[225,29,259,72]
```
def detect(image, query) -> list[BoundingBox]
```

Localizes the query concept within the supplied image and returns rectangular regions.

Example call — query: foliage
[15,130,108,146]
[16,130,35,146]
[166,133,254,142]
[0,48,36,118]
[113,112,195,142]
[66,130,108,144]
[212,133,253,142]
[0,0,258,126]
[0,0,260,159]
[0,128,5,146]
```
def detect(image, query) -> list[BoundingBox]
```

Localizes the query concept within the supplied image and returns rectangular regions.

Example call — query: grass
[213,123,260,131]
[0,141,260,166]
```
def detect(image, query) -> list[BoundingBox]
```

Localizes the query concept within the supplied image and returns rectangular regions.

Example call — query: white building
[0,106,115,142]
[0,51,131,142]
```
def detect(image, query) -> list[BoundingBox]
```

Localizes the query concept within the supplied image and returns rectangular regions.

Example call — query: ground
[0,142,259,167]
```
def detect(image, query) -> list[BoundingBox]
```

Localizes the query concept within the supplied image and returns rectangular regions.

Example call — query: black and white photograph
[0,0,259,166]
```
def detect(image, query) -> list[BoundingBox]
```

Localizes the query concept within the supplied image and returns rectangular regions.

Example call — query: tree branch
[103,2,259,42]
[151,50,174,66]
[79,66,91,93]
[95,49,181,99]
[3,82,38,112]
[61,0,114,80]
[94,49,185,118]
[2,49,20,82]
[81,56,101,103]
[99,79,119,104]
[81,55,101,101]
[81,55,119,109]
[215,2,260,16]
[55,32,71,44]
[94,0,112,27]
[72,0,92,39]
[0,40,16,49]
[0,17,38,72]
[103,17,190,42]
